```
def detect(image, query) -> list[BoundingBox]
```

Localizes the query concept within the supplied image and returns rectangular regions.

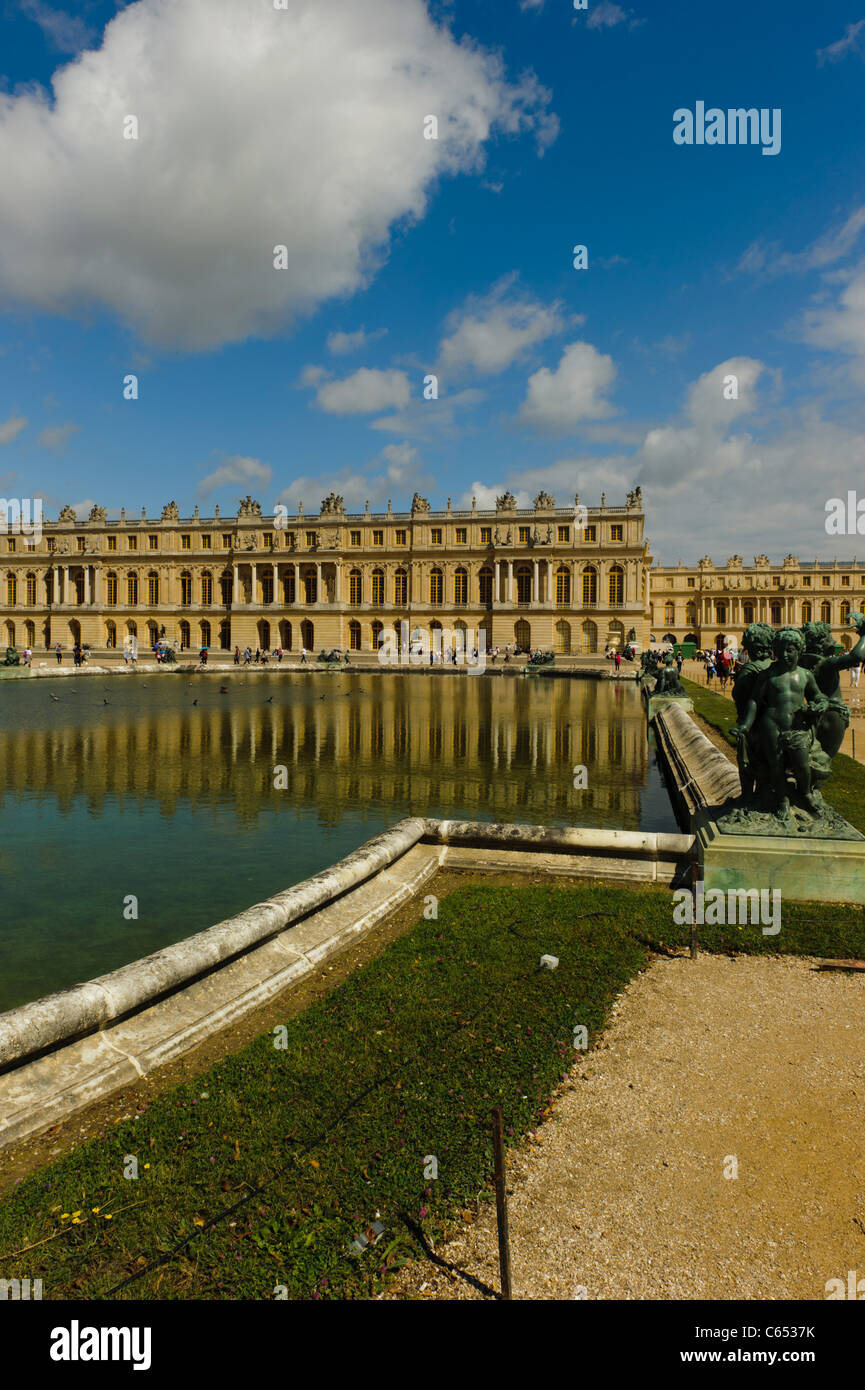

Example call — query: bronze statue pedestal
[696,814,865,907]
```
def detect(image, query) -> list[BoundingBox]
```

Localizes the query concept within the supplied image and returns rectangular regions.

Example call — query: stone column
[251,563,257,605]
[316,561,322,605]
[507,559,513,603]
[533,559,539,605]
[334,562,341,603]
[233,563,240,603]
[547,559,553,607]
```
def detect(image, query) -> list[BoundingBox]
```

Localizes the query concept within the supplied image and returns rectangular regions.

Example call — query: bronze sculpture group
[723,614,865,836]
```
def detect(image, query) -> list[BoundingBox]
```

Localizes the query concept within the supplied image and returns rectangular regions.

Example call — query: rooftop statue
[723,615,865,836]
[533,491,555,510]
[320,492,345,516]
[496,491,517,511]
[411,492,430,515]
[57,504,76,523]
[237,495,261,519]
[161,501,179,522]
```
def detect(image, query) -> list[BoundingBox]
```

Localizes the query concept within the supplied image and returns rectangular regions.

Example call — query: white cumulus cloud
[198,453,272,497]
[313,368,411,415]
[518,341,617,433]
[439,275,565,376]
[0,414,28,445]
[0,0,557,350]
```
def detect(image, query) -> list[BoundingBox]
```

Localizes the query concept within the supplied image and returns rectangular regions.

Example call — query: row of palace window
[9,521,624,556]
[661,599,853,626]
[3,565,627,609]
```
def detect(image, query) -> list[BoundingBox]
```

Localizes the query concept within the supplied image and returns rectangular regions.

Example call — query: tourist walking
[244,647,251,664]
[199,646,208,665]
[300,647,307,664]
[234,646,240,665]
[614,649,621,671]
[55,642,62,664]
[851,662,862,687]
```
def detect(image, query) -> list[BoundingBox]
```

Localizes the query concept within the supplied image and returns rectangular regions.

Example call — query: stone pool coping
[0,818,692,1149]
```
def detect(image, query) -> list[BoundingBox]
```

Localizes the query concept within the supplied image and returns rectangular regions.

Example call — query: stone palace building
[650,555,865,652]
[3,489,862,657]
[0,490,652,656]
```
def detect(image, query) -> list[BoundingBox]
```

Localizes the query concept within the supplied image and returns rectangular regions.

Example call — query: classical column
[533,559,539,606]
[233,563,240,603]
[251,563,258,605]
[334,562,341,603]
[507,559,514,603]
[547,559,553,607]
[316,562,322,605]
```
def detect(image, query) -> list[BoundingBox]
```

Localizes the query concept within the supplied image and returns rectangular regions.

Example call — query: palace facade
[0,490,653,656]
[651,554,865,651]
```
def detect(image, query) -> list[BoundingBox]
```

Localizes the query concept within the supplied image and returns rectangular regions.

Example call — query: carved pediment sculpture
[237,530,257,551]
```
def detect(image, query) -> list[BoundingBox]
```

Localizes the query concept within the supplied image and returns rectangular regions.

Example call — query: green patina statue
[652,650,687,697]
[722,614,865,837]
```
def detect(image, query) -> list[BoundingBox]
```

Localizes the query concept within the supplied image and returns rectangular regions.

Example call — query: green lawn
[681,676,865,834]
[1,883,863,1302]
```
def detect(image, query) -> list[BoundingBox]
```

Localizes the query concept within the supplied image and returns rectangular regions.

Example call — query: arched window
[199,620,210,647]
[201,571,213,605]
[180,571,192,606]
[608,565,624,606]
[105,620,116,649]
[770,601,782,625]
[556,567,570,606]
[349,619,362,651]
[300,619,314,649]
[429,568,443,605]
[127,572,138,605]
[257,619,270,650]
[516,566,532,605]
[349,569,362,606]
[454,567,468,605]
[582,567,597,605]
[664,600,675,624]
[371,620,383,650]
[26,573,36,605]
[303,570,317,605]
[283,568,295,604]
[841,600,851,624]
[742,600,755,625]
[5,619,15,646]
[820,600,831,623]
[74,572,85,605]
[715,601,727,624]
[219,619,231,650]
[279,620,292,651]
[801,601,812,623]
[6,573,16,605]
[581,618,598,653]
[685,601,697,625]
[24,619,35,647]
[555,619,571,653]
[515,618,531,648]
[148,572,159,606]
[179,620,190,649]
[394,568,408,606]
[220,571,232,605]
[478,567,493,606]
[372,568,385,606]
[260,568,273,604]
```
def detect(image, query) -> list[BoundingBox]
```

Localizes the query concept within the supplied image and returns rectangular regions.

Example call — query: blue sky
[1,0,864,560]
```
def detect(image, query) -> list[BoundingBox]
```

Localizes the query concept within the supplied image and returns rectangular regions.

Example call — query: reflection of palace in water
[0,677,650,828]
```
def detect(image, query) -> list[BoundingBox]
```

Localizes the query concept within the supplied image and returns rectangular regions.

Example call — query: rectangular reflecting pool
[0,671,675,1009]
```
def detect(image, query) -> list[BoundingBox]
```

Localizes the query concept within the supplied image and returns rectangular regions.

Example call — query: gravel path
[387,954,865,1300]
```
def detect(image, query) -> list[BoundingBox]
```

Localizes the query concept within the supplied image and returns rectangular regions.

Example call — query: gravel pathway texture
[386,953,865,1300]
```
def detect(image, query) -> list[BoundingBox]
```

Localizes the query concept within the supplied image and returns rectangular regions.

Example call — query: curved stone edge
[424,818,692,857]
[0,816,427,1069]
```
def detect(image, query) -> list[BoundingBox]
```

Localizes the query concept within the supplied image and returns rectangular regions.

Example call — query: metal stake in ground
[491,1105,512,1300]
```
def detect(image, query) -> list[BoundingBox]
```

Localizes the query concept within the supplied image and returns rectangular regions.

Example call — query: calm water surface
[0,671,674,1009]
